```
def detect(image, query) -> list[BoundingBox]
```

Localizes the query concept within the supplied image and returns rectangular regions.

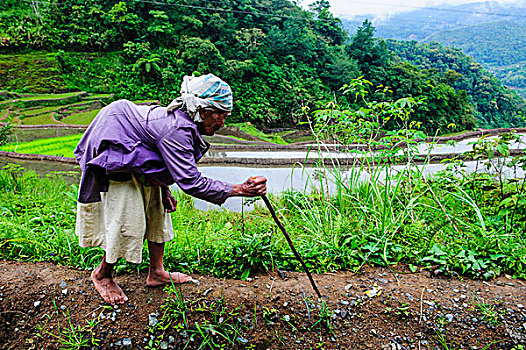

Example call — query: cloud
[301,0,525,17]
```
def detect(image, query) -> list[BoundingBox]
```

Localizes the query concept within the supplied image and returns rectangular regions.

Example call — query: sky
[301,0,525,18]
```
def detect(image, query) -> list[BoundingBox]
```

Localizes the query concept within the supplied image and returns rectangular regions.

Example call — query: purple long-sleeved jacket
[74,100,233,205]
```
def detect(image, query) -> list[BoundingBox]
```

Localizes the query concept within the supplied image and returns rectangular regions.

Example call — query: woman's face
[198,108,229,136]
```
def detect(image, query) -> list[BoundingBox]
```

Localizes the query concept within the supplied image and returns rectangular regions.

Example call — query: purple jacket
[74,100,233,205]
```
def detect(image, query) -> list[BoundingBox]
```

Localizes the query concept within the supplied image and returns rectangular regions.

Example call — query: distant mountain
[341,1,526,40]
[341,1,526,97]
[425,19,526,96]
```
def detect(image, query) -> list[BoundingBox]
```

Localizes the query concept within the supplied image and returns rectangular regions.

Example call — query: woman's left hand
[161,185,177,212]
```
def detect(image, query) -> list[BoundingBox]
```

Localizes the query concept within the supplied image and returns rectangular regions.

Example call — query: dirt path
[1,260,525,349]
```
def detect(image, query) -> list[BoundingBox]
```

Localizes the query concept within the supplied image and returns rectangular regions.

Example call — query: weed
[471,294,501,325]
[310,300,334,334]
[46,308,100,350]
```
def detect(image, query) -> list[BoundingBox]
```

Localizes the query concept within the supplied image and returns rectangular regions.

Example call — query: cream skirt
[75,177,173,264]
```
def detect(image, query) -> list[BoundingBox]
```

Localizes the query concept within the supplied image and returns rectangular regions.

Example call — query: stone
[237,337,249,344]
[149,314,158,327]
[33,301,41,308]
[122,338,132,350]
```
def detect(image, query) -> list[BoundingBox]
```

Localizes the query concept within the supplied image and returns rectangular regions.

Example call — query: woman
[74,74,267,304]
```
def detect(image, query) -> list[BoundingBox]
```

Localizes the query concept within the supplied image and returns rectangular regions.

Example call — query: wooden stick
[261,195,322,299]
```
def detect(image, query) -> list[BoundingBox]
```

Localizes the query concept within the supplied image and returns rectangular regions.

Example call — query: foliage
[0,133,83,157]
[388,40,526,129]
[1,0,523,131]
[0,122,12,146]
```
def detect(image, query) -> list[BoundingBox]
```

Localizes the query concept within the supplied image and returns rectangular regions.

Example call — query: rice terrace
[1,0,526,349]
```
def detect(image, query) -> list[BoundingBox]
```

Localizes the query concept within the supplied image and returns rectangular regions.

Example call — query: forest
[1,0,525,132]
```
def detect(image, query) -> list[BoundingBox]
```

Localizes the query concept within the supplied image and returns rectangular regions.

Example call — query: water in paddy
[191,160,525,212]
[205,134,526,160]
[3,131,525,213]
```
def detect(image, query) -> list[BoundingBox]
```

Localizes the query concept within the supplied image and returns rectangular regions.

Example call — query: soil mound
[1,260,525,349]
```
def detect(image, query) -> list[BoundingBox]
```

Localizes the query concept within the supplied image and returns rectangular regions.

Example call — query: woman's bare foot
[91,268,128,305]
[146,270,192,287]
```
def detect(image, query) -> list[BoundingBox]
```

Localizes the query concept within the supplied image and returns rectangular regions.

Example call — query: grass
[84,93,113,100]
[10,128,84,143]
[21,106,58,116]
[19,92,83,101]
[1,141,526,281]
[0,133,82,157]
[230,122,288,144]
[62,109,99,125]
[20,113,61,126]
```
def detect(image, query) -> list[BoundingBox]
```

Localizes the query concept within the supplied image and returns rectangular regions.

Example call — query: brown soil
[1,260,525,350]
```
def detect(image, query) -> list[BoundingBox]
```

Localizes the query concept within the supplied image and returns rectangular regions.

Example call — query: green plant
[432,316,452,350]
[0,123,13,146]
[471,294,501,325]
[46,299,100,350]
[310,300,334,333]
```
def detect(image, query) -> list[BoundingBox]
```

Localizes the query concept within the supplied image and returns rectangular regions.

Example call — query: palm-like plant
[133,54,162,77]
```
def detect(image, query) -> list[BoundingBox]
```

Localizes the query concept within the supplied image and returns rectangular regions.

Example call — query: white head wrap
[166,74,233,122]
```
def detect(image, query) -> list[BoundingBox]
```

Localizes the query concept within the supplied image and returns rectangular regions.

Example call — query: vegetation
[0,123,12,146]
[388,40,526,129]
[425,19,526,98]
[0,133,82,157]
[0,0,524,132]
[1,82,526,282]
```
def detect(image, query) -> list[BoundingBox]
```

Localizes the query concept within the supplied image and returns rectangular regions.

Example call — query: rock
[284,315,290,322]
[340,309,348,318]
[283,302,289,307]
[160,341,168,349]
[122,338,132,350]
[345,284,353,291]
[59,281,67,288]
[60,305,66,310]
[341,300,349,306]
[33,301,41,308]
[446,314,454,323]
[168,336,175,344]
[518,304,524,309]
[237,337,249,344]
[62,289,68,295]
[149,314,158,327]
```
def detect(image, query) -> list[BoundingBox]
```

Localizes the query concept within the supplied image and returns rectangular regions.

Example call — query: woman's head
[167,74,232,123]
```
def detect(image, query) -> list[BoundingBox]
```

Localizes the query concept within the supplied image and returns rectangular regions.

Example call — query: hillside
[425,19,526,97]
[341,1,526,41]
[341,1,526,98]
[0,0,524,132]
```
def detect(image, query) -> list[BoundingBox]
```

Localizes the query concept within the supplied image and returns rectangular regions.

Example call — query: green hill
[0,0,524,132]
[425,20,526,97]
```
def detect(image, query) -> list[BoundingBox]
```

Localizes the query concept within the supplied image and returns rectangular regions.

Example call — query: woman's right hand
[231,176,267,197]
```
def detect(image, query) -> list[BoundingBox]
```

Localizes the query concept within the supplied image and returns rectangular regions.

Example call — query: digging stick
[261,195,322,299]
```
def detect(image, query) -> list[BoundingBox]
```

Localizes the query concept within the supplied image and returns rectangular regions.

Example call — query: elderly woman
[74,74,267,305]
